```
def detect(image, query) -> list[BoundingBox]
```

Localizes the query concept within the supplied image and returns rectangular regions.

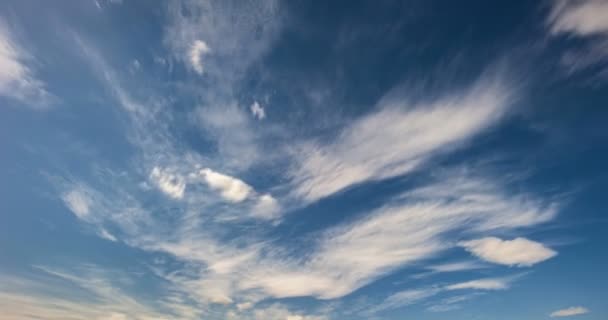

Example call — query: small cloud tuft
[551,306,590,317]
[250,101,266,120]
[189,40,210,74]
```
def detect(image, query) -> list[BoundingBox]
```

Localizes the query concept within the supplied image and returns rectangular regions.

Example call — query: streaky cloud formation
[2,1,606,319]
[0,19,53,108]
[549,0,608,36]
[548,0,608,76]
[289,76,513,202]
[444,278,510,291]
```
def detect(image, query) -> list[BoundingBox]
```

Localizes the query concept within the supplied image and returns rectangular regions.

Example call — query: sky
[0,0,607,319]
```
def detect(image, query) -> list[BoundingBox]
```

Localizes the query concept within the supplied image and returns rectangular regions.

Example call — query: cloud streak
[551,306,590,317]
[0,20,53,108]
[289,75,512,202]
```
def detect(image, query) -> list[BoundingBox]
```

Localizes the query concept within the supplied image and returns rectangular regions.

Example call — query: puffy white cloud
[250,101,266,120]
[445,278,509,291]
[0,20,53,108]
[189,40,210,74]
[551,306,590,317]
[290,77,512,202]
[61,189,91,219]
[459,237,557,267]
[199,168,252,202]
[149,166,186,199]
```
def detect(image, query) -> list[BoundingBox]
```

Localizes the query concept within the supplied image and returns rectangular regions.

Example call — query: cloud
[370,277,510,314]
[548,0,608,37]
[164,0,282,82]
[199,168,253,202]
[426,261,485,273]
[551,306,590,317]
[149,166,186,199]
[59,27,556,313]
[459,237,557,267]
[189,40,210,74]
[368,288,442,313]
[445,278,509,290]
[547,0,608,76]
[426,293,481,312]
[239,172,555,301]
[195,103,261,170]
[253,194,281,219]
[61,189,91,219]
[289,76,512,202]
[0,265,199,320]
[250,101,266,120]
[0,20,53,108]
[98,228,117,242]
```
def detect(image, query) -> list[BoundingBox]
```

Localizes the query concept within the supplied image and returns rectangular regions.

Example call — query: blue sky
[1,0,607,319]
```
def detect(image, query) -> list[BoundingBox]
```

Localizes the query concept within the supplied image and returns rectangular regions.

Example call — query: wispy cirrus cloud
[548,0,608,37]
[42,2,563,317]
[547,0,608,77]
[0,265,199,320]
[289,75,513,202]
[368,276,514,315]
[0,19,54,108]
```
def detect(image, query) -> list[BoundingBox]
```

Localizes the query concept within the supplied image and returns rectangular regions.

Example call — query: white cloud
[239,173,555,301]
[199,168,252,202]
[61,189,91,219]
[290,77,512,202]
[0,265,198,320]
[459,237,557,267]
[189,40,210,74]
[549,0,608,36]
[445,278,509,291]
[165,0,282,82]
[59,33,558,311]
[427,261,485,273]
[195,103,261,170]
[252,194,281,219]
[551,306,590,317]
[0,20,53,108]
[98,228,117,242]
[370,277,509,314]
[548,0,608,76]
[250,101,266,120]
[149,166,186,199]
